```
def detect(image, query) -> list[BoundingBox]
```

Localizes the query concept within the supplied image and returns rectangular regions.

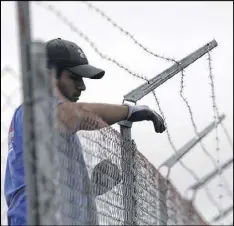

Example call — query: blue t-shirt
[4,98,98,225]
[4,104,26,225]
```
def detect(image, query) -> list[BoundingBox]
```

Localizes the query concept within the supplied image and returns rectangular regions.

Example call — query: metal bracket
[159,114,225,168]
[124,40,218,102]
[211,205,233,222]
[188,158,233,190]
[118,120,133,128]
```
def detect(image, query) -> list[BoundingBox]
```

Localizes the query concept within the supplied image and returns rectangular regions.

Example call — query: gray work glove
[124,104,166,133]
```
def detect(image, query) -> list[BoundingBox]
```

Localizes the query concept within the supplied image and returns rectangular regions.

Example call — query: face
[57,69,86,102]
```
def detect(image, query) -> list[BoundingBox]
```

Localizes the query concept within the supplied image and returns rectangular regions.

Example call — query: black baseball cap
[45,38,105,79]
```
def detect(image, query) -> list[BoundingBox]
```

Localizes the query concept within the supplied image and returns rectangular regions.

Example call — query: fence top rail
[124,40,218,102]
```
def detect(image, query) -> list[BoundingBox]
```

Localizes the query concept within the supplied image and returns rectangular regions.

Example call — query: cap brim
[68,64,105,79]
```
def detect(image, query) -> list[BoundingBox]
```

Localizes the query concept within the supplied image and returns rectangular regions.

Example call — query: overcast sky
[1,1,233,225]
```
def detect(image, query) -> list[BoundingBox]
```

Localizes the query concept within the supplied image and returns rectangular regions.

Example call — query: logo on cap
[77,48,86,59]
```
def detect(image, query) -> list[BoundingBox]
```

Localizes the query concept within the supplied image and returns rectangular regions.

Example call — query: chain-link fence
[1,77,209,225]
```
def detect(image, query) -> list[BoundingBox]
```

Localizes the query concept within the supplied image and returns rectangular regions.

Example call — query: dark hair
[47,61,64,79]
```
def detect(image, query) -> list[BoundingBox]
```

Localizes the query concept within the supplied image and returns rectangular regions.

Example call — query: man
[4,38,166,225]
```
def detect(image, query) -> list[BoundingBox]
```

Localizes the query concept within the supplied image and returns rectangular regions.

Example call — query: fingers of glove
[152,119,161,133]
[128,109,150,122]
[148,111,161,132]
[154,118,165,133]
[153,111,165,125]
[152,111,164,124]
[154,112,166,132]
[150,111,166,133]
[127,108,166,132]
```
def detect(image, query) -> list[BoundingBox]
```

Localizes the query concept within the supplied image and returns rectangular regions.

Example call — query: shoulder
[14,104,23,119]
[8,105,23,143]
[49,96,65,109]
[11,104,23,128]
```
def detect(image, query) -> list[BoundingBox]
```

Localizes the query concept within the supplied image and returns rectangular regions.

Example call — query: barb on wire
[207,50,220,160]
[34,1,226,214]
[81,1,178,64]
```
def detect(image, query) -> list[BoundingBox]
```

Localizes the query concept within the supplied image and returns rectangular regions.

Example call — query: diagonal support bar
[124,40,218,102]
[159,114,225,168]
[211,205,233,222]
[189,158,233,190]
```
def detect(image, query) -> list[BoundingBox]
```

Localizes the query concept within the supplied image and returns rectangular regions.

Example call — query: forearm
[79,102,129,126]
[56,102,129,133]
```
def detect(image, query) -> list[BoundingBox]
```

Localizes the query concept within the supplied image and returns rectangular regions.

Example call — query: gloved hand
[91,159,121,196]
[124,104,166,133]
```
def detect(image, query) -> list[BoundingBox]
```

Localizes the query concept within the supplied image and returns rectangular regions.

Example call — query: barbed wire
[80,1,233,151]
[180,69,233,200]
[207,50,232,153]
[180,66,231,221]
[180,69,216,162]
[207,50,224,216]
[81,1,179,64]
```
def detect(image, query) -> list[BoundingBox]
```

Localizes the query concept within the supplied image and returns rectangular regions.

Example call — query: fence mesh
[1,63,210,225]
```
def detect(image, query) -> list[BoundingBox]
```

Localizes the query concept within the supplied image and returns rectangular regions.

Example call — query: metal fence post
[118,120,137,225]
[17,2,40,225]
[31,41,59,225]
[17,2,56,224]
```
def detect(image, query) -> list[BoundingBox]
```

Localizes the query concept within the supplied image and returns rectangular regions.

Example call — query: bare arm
[56,102,129,133]
[79,102,129,125]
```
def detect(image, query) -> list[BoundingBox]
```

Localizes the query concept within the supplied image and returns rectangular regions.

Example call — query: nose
[76,79,86,91]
